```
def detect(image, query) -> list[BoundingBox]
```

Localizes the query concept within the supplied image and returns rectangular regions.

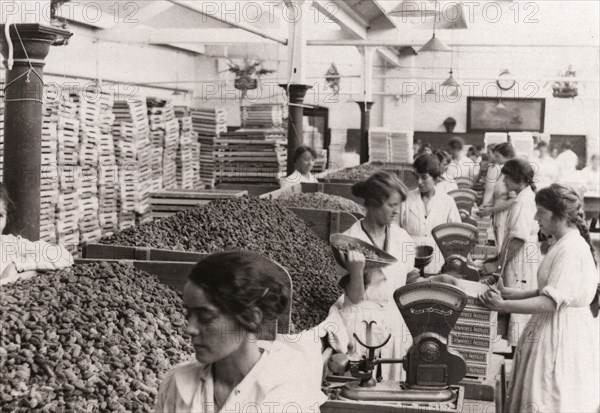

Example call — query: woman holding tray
[329,170,420,382]
[479,184,599,413]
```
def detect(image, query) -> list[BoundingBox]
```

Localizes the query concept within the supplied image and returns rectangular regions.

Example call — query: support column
[356,46,376,164]
[280,84,312,174]
[357,101,375,164]
[0,24,71,240]
[281,0,312,175]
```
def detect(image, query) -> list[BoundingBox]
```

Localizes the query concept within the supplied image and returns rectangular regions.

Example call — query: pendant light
[441,70,458,87]
[441,47,458,87]
[419,1,451,53]
[496,99,506,110]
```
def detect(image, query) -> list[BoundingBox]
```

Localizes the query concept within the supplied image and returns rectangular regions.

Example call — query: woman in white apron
[480,184,599,413]
[329,171,419,382]
[497,159,540,347]
[478,143,517,251]
[400,155,461,274]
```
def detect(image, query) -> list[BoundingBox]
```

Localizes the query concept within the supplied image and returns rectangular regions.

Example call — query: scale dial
[394,282,467,312]
[431,223,478,241]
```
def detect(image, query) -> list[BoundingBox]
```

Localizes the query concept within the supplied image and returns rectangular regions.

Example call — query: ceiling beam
[312,0,368,39]
[109,1,175,30]
[377,47,402,67]
[167,0,287,44]
[307,40,600,48]
[59,7,119,30]
[98,28,280,44]
[370,0,399,29]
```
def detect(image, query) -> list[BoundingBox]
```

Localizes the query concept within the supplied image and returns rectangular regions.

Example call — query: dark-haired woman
[156,251,327,412]
[400,155,461,274]
[480,184,599,413]
[280,145,318,187]
[497,159,541,347]
[434,150,459,195]
[478,142,517,250]
[329,170,418,382]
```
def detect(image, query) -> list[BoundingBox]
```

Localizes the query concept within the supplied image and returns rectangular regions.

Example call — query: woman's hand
[479,288,505,312]
[406,270,421,284]
[345,250,366,276]
[477,206,493,217]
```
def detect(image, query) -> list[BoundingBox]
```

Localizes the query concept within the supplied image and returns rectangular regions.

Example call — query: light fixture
[419,1,451,52]
[441,69,458,87]
[426,85,437,95]
[496,99,506,110]
[172,89,184,96]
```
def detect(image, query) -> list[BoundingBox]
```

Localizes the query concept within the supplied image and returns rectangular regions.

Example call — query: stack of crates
[449,295,498,381]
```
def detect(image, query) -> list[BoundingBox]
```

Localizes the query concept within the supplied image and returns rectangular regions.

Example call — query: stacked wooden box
[389,130,414,162]
[241,103,285,129]
[191,108,227,188]
[147,98,166,192]
[368,129,389,162]
[163,118,179,190]
[176,115,198,190]
[56,113,81,254]
[449,296,498,381]
[40,116,59,244]
[214,130,287,184]
[368,128,414,163]
[97,92,118,236]
[70,91,104,244]
[113,99,152,227]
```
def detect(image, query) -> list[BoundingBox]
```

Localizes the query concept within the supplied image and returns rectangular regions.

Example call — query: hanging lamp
[496,99,506,110]
[441,48,458,87]
[419,1,451,53]
[441,69,458,87]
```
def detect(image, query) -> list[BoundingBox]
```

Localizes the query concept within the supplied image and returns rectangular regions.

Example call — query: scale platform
[322,383,465,413]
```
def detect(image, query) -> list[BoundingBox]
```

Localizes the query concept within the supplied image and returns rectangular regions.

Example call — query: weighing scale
[448,189,479,227]
[325,282,468,413]
[432,223,480,282]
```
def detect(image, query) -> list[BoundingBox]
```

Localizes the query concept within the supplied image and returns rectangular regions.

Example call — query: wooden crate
[74,257,290,339]
[286,208,359,242]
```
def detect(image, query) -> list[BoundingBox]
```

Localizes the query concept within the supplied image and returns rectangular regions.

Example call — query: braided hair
[501,158,537,192]
[536,184,598,316]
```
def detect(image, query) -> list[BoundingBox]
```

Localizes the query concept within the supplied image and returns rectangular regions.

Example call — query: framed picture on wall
[467,97,545,132]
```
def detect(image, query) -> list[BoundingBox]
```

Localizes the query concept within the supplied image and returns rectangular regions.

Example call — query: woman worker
[400,155,461,274]
[280,145,318,187]
[495,159,540,349]
[329,171,419,382]
[156,251,327,412]
[480,184,599,413]
[478,143,517,250]
[434,150,459,195]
